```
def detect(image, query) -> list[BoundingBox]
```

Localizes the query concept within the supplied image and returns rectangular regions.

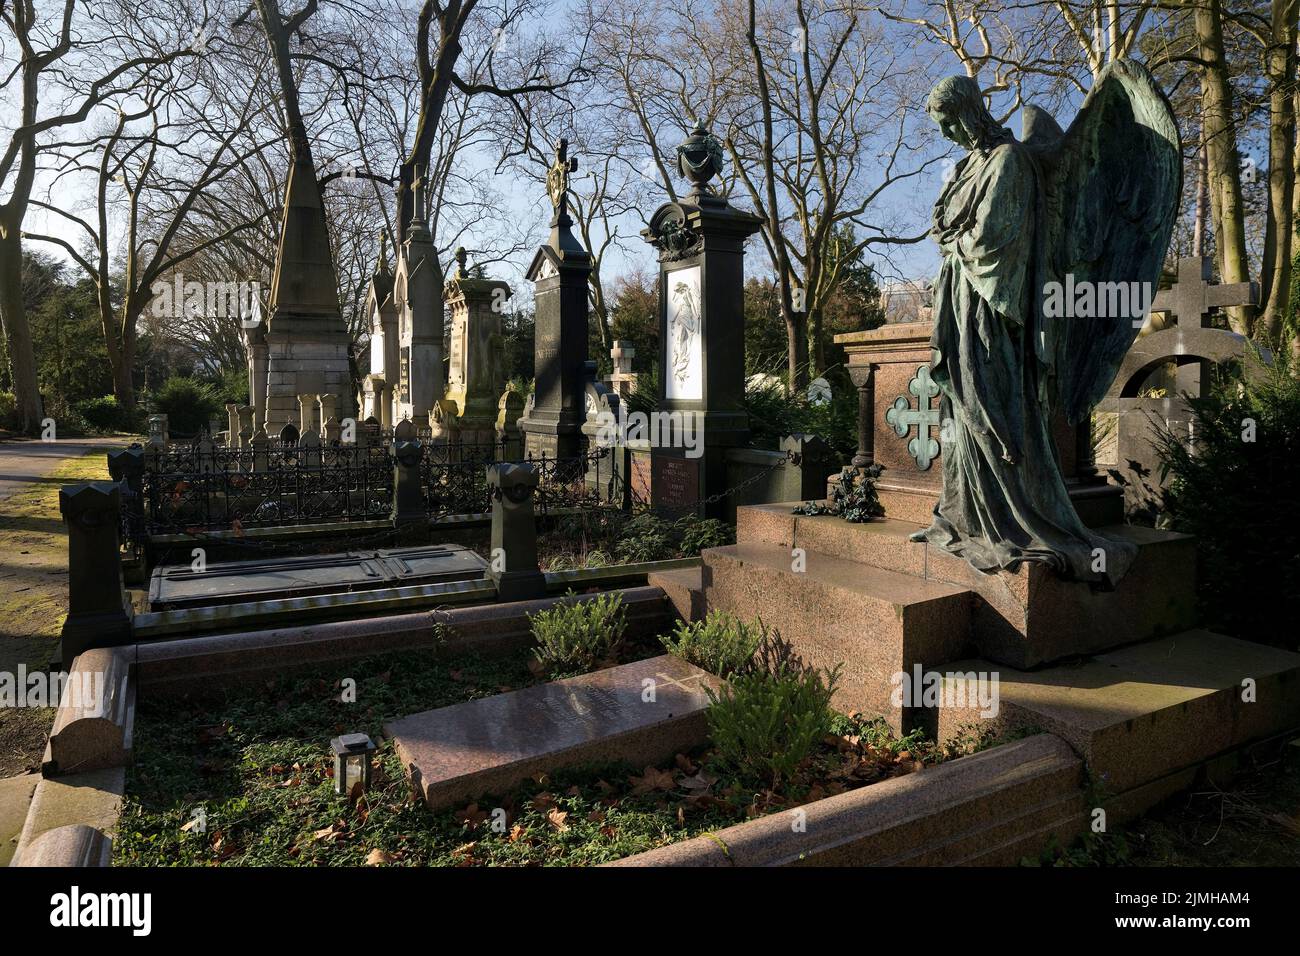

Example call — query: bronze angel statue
[910,61,1181,586]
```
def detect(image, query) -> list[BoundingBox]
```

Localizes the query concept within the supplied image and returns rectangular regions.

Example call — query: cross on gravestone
[885,365,941,470]
[1148,255,1260,397]
[1150,256,1259,329]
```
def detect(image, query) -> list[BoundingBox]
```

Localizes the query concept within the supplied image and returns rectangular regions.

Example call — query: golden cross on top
[547,138,578,218]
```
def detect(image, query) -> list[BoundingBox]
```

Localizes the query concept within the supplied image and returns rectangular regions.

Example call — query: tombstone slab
[387,654,721,811]
[148,544,488,610]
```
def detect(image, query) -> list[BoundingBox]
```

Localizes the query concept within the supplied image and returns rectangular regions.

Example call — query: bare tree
[1,1,192,430]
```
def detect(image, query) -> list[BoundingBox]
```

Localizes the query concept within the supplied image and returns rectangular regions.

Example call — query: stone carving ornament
[910,60,1181,585]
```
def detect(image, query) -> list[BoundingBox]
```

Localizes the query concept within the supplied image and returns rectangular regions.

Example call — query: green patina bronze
[912,60,1181,586]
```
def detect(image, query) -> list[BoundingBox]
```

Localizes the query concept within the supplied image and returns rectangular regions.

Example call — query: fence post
[487,462,547,600]
[58,483,133,667]
[106,446,145,553]
[392,421,426,542]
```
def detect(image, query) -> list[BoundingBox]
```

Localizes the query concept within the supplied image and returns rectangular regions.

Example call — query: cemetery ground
[112,635,982,867]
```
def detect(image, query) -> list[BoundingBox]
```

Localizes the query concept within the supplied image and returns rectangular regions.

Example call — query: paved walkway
[0,436,136,502]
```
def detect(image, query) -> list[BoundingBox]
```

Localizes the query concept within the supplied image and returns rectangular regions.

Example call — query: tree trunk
[1261,0,1299,347]
[1197,0,1255,335]
[0,224,42,432]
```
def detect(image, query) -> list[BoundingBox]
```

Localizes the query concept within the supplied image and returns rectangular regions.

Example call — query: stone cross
[1149,255,1260,396]
[885,365,941,470]
[1150,256,1259,329]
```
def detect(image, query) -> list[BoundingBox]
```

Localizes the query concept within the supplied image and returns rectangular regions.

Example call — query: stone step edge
[702,543,970,608]
[606,733,1081,867]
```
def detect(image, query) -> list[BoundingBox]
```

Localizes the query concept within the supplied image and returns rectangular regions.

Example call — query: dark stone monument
[59,483,133,666]
[519,139,591,460]
[642,122,763,519]
[391,419,426,539]
[487,461,547,600]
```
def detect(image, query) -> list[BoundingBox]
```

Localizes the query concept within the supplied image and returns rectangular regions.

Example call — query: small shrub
[528,591,627,676]
[152,375,221,437]
[1156,353,1300,648]
[615,513,676,563]
[74,394,142,433]
[675,515,734,555]
[660,610,766,677]
[0,391,19,431]
[705,649,841,790]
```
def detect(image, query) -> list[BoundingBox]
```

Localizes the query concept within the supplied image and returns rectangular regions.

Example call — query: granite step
[733,503,1198,668]
[701,543,971,732]
[932,629,1300,810]
[647,566,704,624]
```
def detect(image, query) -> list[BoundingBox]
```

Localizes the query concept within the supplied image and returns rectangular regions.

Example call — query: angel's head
[927,76,1004,150]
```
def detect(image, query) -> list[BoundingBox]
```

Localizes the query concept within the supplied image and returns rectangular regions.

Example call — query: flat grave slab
[148,544,488,610]
[386,654,721,811]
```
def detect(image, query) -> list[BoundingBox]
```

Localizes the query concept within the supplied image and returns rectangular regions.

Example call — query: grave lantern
[330,733,376,796]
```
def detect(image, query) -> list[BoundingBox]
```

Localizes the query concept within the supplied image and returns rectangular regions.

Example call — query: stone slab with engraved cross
[386,654,722,810]
[1149,255,1259,395]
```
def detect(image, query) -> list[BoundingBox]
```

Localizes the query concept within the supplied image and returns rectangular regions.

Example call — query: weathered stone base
[701,542,970,731]
[263,328,352,429]
[933,630,1300,799]
[731,504,1197,669]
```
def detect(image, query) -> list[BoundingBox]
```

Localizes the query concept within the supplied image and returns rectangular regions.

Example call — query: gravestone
[1097,255,1263,517]
[393,168,444,427]
[147,414,168,445]
[443,248,510,444]
[496,390,525,458]
[262,121,353,430]
[386,654,720,811]
[642,123,763,519]
[519,140,591,459]
[363,230,399,428]
[608,340,638,398]
[148,544,488,610]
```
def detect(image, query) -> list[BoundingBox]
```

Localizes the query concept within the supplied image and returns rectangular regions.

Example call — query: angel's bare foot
[908,528,930,543]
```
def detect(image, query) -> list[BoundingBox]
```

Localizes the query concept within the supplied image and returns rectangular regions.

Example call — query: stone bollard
[225,402,240,444]
[487,462,547,600]
[58,483,133,668]
[391,421,426,542]
[496,391,525,459]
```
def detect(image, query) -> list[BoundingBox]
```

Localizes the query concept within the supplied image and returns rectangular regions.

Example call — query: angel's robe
[920,138,1136,585]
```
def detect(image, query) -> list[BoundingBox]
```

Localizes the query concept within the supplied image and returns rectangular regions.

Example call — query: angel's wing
[1030,59,1182,425]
